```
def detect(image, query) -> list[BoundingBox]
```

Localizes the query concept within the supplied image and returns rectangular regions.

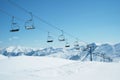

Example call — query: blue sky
[0,0,120,48]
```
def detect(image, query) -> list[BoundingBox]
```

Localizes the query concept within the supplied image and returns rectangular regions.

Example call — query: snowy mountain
[0,43,120,62]
[0,46,31,56]
[0,46,64,57]
[114,43,120,54]
[94,43,114,56]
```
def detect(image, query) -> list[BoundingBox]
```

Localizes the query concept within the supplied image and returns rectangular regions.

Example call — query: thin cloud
[9,36,19,41]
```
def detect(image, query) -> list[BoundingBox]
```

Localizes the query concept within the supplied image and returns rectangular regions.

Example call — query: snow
[2,46,25,53]
[0,43,120,62]
[0,55,7,60]
[114,43,120,54]
[94,43,114,56]
[5,46,16,52]
[0,56,120,80]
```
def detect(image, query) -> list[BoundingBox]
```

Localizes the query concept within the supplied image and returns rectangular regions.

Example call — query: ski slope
[0,56,120,80]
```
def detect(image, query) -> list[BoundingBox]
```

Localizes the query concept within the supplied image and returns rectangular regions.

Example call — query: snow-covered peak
[0,43,120,62]
[94,43,113,55]
[5,46,25,53]
[5,46,15,52]
[114,43,120,54]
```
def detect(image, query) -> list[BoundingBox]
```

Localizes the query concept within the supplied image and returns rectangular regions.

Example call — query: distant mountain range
[0,43,120,62]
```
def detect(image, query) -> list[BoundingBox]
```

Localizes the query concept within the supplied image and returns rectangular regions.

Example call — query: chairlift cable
[0,8,24,21]
[0,8,57,36]
[0,8,21,32]
[7,0,88,46]
[7,0,79,40]
[7,0,29,14]
[65,39,70,47]
[7,0,61,31]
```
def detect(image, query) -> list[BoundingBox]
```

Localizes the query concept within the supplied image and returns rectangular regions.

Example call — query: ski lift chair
[74,44,80,50]
[10,16,20,32]
[47,37,53,43]
[47,32,53,43]
[74,41,80,50]
[65,42,70,47]
[25,12,35,30]
[25,20,35,30]
[58,35,65,41]
[58,30,65,41]
[10,25,19,32]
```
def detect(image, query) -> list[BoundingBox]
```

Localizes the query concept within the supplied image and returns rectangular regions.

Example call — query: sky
[0,0,120,48]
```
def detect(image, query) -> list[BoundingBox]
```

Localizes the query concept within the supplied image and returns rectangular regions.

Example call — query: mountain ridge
[0,43,120,62]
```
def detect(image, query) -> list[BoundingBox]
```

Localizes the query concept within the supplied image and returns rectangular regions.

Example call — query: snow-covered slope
[0,56,120,80]
[0,54,7,60]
